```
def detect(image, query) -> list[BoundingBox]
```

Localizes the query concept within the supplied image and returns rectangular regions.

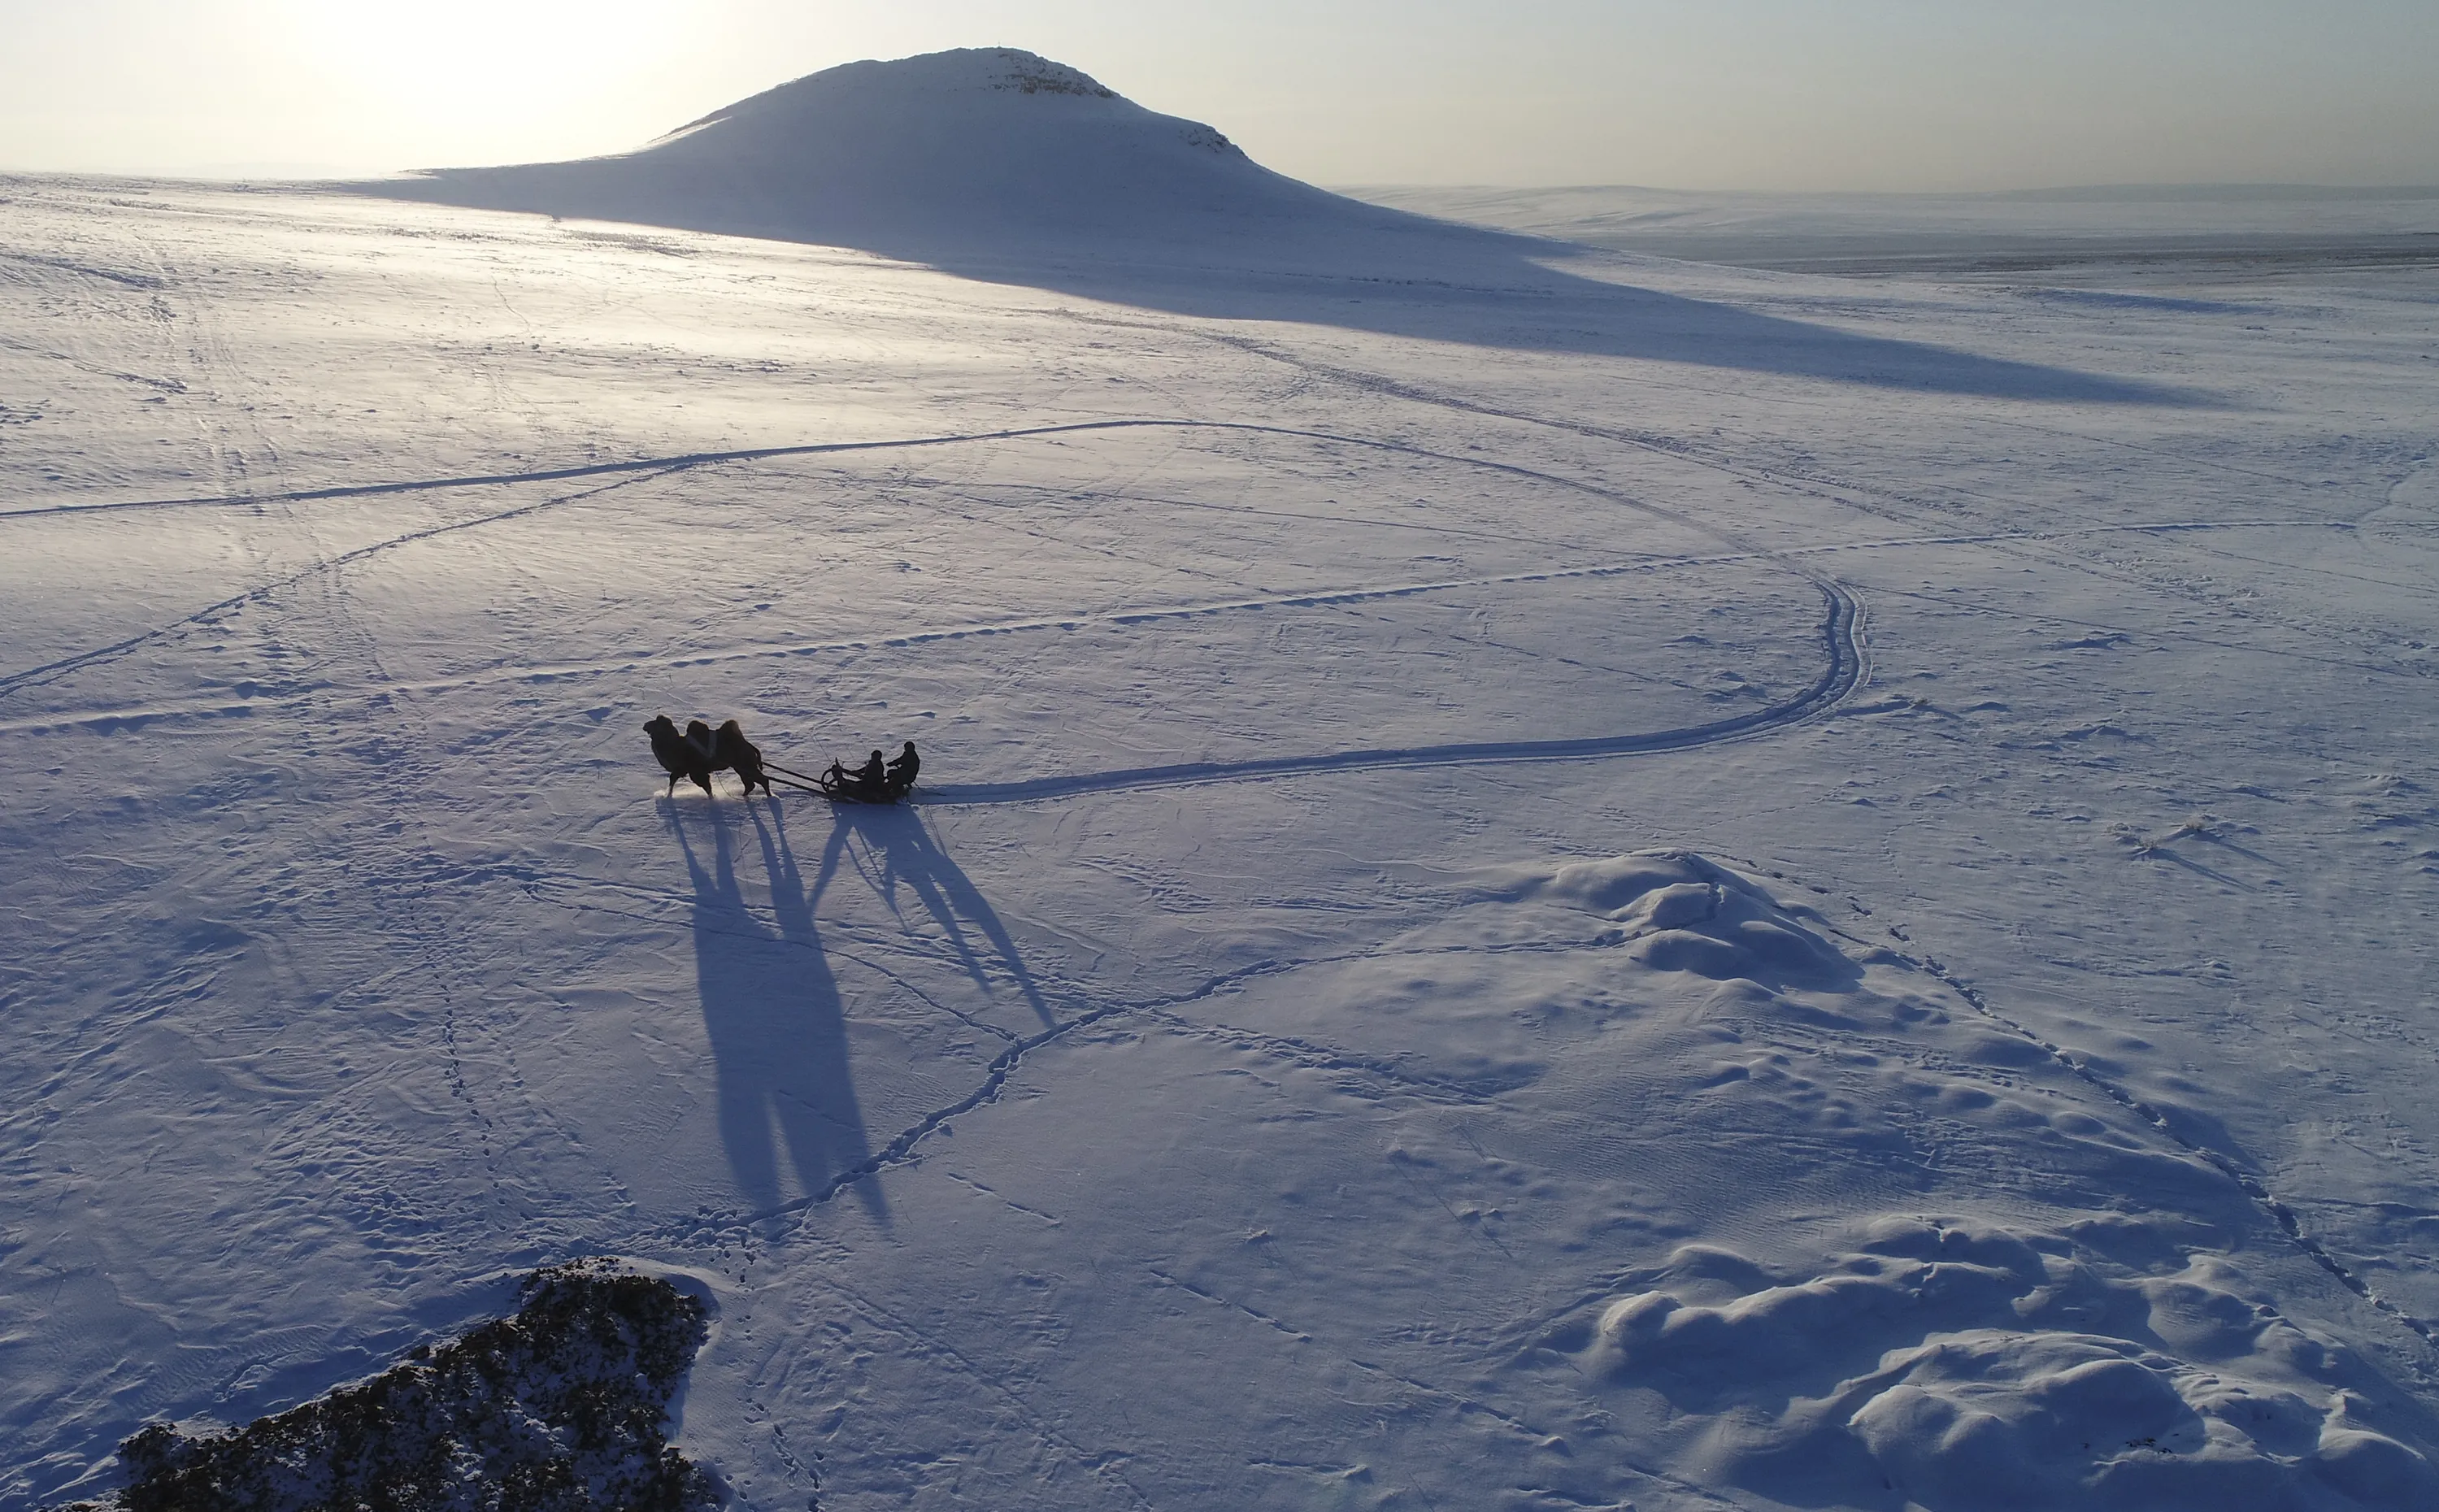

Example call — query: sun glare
[278,0,691,153]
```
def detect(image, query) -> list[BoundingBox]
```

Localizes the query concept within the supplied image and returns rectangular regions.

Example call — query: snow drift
[1563,1219,2437,1509]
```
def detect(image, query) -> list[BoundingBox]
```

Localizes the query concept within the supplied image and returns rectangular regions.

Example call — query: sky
[0,1,2434,192]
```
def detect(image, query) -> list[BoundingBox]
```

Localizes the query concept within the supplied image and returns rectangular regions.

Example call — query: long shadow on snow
[902,236,2193,406]
[672,798,888,1224]
[818,802,1055,1029]
[349,175,2192,405]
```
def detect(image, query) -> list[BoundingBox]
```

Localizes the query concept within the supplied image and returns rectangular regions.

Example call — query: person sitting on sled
[824,749,887,790]
[885,741,920,793]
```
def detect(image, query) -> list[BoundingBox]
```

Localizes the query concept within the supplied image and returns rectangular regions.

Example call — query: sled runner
[806,767,911,805]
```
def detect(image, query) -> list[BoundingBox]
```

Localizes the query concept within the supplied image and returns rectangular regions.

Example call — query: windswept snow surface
[5,75,2439,1512]
[1348,183,2439,279]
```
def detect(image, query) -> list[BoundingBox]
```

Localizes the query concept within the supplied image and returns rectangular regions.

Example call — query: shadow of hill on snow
[341,47,2193,406]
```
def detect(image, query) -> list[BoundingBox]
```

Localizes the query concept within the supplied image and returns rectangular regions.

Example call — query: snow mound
[1541,1216,2437,1510]
[1528,852,1862,989]
[357,47,1378,250]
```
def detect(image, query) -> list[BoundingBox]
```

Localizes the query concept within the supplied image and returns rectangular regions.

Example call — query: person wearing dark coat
[854,749,887,789]
[885,741,920,793]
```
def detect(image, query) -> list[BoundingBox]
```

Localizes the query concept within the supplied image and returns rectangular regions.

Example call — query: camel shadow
[672,798,887,1223]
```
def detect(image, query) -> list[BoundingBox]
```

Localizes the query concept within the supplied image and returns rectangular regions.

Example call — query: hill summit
[359,47,1391,252]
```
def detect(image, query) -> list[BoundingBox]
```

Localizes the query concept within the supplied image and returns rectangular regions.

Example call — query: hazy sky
[2,1,2434,191]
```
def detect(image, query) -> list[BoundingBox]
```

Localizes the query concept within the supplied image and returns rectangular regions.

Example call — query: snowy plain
[6,47,2439,1512]
[1347,181,2439,278]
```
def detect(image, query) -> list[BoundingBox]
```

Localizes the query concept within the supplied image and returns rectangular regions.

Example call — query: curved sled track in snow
[0,415,1873,793]
[924,580,1864,805]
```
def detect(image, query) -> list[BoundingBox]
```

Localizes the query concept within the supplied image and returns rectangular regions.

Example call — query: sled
[814,771,911,805]
[763,759,912,806]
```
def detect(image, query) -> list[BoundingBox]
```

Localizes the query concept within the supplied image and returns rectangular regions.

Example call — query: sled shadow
[818,802,1055,1029]
[672,799,887,1223]
[346,169,2197,405]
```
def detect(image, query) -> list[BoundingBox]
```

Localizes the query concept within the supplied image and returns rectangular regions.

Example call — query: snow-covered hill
[7,50,2439,1512]
[346,49,2179,406]
[358,47,1399,256]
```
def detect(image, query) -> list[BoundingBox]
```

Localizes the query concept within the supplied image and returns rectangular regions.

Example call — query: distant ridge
[1986,182,2439,203]
[350,47,1408,253]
